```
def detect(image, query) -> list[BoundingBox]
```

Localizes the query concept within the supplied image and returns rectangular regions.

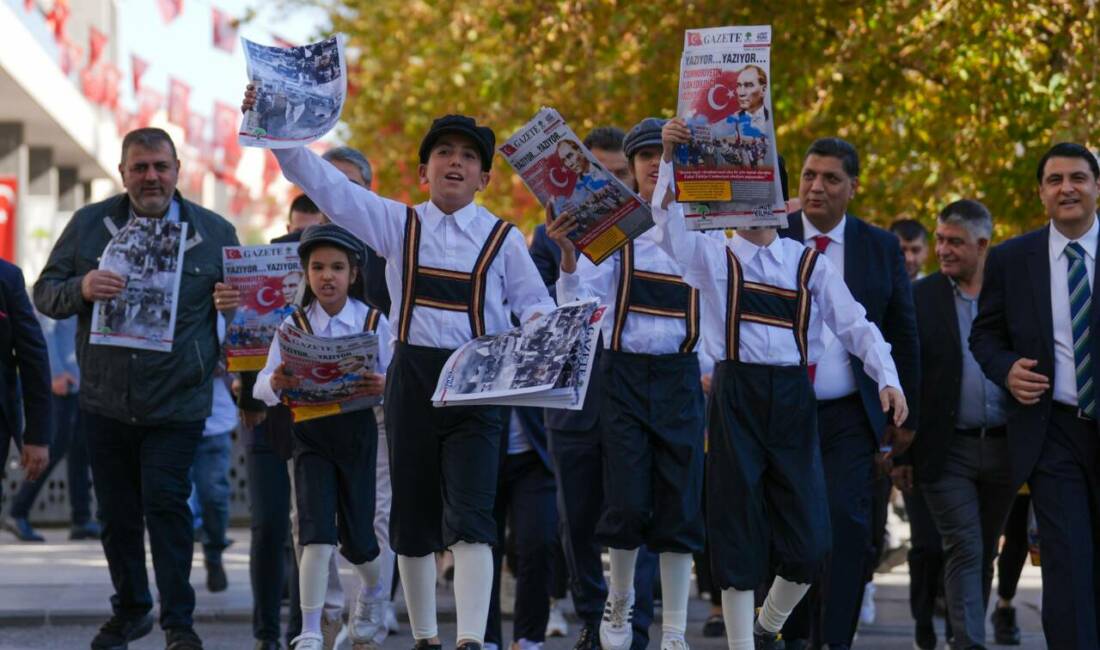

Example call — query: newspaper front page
[239,35,346,148]
[500,108,653,264]
[432,300,607,409]
[89,217,187,352]
[277,324,382,422]
[223,244,301,371]
[674,25,787,230]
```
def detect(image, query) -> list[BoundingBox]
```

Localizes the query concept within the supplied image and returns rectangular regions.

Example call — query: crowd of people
[0,90,1096,650]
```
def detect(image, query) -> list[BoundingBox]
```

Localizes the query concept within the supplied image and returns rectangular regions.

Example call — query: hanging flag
[114,105,137,137]
[136,88,164,128]
[156,0,183,24]
[80,65,105,104]
[262,150,279,190]
[59,37,83,75]
[88,27,107,66]
[45,0,70,43]
[229,184,250,217]
[131,54,148,93]
[214,101,242,178]
[212,7,239,54]
[101,63,121,109]
[167,77,191,127]
[0,177,18,262]
[24,0,34,12]
[186,112,207,147]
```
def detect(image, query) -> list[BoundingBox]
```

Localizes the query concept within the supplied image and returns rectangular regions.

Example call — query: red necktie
[807,236,831,382]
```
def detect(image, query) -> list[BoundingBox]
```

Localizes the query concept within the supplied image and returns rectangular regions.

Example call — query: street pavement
[0,527,1047,649]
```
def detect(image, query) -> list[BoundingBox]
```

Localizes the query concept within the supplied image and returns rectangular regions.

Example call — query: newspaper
[500,108,653,265]
[277,324,382,422]
[89,217,187,353]
[239,35,346,148]
[223,244,302,371]
[432,300,607,409]
[674,25,787,230]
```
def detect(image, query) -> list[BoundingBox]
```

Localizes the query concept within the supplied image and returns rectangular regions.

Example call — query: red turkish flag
[59,37,83,75]
[228,184,250,217]
[540,153,578,198]
[0,177,17,262]
[136,88,164,128]
[690,70,741,122]
[156,0,183,24]
[214,101,242,177]
[45,0,69,43]
[80,65,105,104]
[245,276,287,315]
[168,77,191,127]
[114,105,137,137]
[186,112,207,147]
[131,54,148,93]
[212,7,239,53]
[24,0,34,12]
[101,64,121,109]
[88,27,107,65]
[308,363,343,384]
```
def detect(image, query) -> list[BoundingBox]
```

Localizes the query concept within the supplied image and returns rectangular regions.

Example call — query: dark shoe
[3,516,45,542]
[702,614,725,638]
[784,640,808,650]
[914,624,936,650]
[254,641,281,650]
[573,625,600,650]
[412,641,442,650]
[991,605,1021,645]
[456,644,481,650]
[205,560,228,593]
[90,611,155,649]
[70,521,103,540]
[166,626,204,650]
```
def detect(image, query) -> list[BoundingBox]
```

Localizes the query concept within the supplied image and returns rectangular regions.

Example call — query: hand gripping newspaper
[431,299,607,409]
[276,324,382,422]
[239,35,346,148]
[89,216,187,352]
[222,244,301,371]
[673,25,787,230]
[500,108,654,264]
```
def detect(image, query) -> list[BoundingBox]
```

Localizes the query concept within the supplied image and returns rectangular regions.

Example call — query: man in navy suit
[970,142,1100,649]
[778,138,920,650]
[0,259,51,494]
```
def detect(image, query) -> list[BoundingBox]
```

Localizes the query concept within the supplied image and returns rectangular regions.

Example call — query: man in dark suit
[0,259,51,496]
[897,200,1013,650]
[971,142,1100,649]
[778,138,920,650]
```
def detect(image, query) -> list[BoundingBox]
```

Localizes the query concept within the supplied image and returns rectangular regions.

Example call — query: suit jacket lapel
[935,273,962,354]
[779,210,805,243]
[843,216,866,300]
[1027,226,1054,347]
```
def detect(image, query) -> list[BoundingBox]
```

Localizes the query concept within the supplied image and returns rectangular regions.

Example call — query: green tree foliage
[305,0,1099,237]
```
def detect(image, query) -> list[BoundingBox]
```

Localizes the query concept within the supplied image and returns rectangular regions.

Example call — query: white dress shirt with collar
[801,213,860,400]
[1048,216,1098,407]
[273,147,555,350]
[253,297,393,407]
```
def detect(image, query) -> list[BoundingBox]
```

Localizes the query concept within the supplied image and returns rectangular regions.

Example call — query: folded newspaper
[277,324,382,422]
[674,25,787,230]
[223,244,302,371]
[500,108,653,264]
[432,300,607,409]
[239,35,346,148]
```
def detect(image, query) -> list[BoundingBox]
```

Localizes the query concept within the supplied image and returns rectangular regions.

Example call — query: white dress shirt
[557,227,699,355]
[651,160,899,390]
[1048,217,1098,406]
[274,147,556,350]
[801,214,859,399]
[253,298,393,407]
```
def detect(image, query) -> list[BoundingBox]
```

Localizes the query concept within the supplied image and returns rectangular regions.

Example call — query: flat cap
[418,114,496,171]
[298,223,365,267]
[623,117,667,159]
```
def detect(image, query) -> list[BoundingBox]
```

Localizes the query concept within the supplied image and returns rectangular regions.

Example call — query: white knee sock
[398,553,438,640]
[376,545,396,600]
[608,547,639,596]
[758,577,810,634]
[721,588,755,650]
[659,553,693,636]
[300,544,335,634]
[451,541,494,645]
[354,555,383,599]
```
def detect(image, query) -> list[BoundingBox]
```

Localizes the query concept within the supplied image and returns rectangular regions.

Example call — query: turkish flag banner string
[168,77,191,127]
[88,27,107,66]
[157,0,183,24]
[212,7,239,53]
[131,54,148,93]
[222,243,301,371]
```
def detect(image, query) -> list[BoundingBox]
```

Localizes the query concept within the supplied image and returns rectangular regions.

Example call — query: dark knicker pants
[707,361,830,592]
[386,342,502,556]
[10,393,94,523]
[596,349,706,554]
[246,419,293,643]
[783,393,872,647]
[1027,407,1100,650]
[903,484,945,630]
[83,411,203,629]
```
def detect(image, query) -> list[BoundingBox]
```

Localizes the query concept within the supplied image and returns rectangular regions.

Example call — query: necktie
[807,236,831,382]
[1065,242,1095,417]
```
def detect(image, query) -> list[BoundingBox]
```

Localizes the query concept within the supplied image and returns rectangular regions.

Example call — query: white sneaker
[292,631,325,650]
[545,598,569,638]
[384,601,399,634]
[660,634,689,650]
[599,590,635,650]
[860,582,877,625]
[349,589,387,646]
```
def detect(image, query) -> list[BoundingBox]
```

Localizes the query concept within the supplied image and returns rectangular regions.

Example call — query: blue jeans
[189,431,232,564]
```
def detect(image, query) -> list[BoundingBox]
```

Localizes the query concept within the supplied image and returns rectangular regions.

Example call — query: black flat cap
[418,114,496,171]
[298,223,365,267]
[623,117,667,159]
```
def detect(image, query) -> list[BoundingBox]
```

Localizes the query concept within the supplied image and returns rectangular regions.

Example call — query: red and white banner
[157,0,183,24]
[88,27,107,66]
[0,178,18,262]
[136,87,164,128]
[212,7,238,53]
[168,77,191,127]
[131,54,148,93]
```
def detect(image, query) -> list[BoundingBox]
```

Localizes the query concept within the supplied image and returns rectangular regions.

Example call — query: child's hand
[270,363,301,393]
[355,372,386,396]
[662,118,691,162]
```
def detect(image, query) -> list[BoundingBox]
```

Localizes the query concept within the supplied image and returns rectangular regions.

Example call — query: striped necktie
[1064,242,1095,417]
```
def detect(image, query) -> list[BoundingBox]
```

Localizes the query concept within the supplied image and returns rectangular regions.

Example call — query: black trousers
[996,492,1031,602]
[84,411,203,630]
[247,423,292,643]
[904,485,944,629]
[10,393,94,523]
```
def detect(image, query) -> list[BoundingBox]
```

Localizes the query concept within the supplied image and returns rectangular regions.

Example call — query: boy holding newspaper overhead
[656,119,908,650]
[242,86,556,650]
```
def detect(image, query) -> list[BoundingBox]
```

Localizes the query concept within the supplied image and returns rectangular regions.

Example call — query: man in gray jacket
[34,128,239,650]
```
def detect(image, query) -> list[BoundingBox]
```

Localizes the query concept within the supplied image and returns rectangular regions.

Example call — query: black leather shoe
[3,516,45,542]
[914,624,937,650]
[991,605,1020,645]
[166,626,204,650]
[254,641,281,650]
[456,644,481,650]
[205,560,228,593]
[702,613,725,638]
[90,611,155,649]
[71,521,102,540]
[573,625,600,650]
[412,640,442,650]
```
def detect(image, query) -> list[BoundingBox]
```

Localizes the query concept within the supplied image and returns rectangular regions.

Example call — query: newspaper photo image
[432,299,607,409]
[223,244,301,371]
[90,217,187,353]
[239,35,346,148]
[674,25,788,230]
[277,325,382,422]
[500,108,653,264]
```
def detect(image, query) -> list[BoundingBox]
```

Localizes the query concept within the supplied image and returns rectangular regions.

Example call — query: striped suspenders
[609,241,700,353]
[290,304,382,334]
[724,247,818,364]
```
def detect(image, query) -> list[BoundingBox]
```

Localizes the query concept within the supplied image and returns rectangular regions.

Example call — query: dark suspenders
[724,246,818,364]
[396,206,514,343]
[609,241,700,353]
[290,303,382,335]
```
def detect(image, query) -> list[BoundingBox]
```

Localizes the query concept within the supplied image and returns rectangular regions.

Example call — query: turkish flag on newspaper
[157,0,183,24]
[541,154,579,198]
[186,112,207,147]
[212,7,239,53]
[691,70,741,123]
[131,54,148,93]
[136,88,164,128]
[87,27,107,66]
[168,77,191,127]
[245,276,287,315]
